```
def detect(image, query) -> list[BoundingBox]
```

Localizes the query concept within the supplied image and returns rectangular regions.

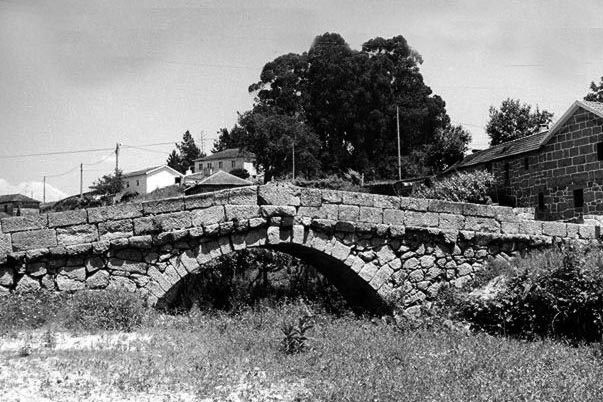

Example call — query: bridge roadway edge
[0,182,600,314]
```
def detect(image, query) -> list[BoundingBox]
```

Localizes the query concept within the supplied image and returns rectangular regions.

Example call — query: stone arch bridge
[0,183,600,313]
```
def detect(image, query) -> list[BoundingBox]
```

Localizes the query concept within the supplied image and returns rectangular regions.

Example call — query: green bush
[0,290,69,334]
[413,170,495,204]
[67,289,147,332]
[457,246,603,342]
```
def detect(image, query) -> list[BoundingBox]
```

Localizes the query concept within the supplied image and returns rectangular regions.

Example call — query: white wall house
[122,165,183,194]
[194,148,258,180]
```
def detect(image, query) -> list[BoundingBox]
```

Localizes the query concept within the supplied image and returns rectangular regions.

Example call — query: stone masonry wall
[0,183,600,312]
[486,107,603,220]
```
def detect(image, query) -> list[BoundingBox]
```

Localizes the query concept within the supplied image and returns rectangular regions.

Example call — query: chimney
[185,168,193,176]
[539,123,549,133]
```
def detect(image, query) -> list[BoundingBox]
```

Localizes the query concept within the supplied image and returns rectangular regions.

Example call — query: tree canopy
[585,76,603,103]
[486,98,553,146]
[90,169,124,196]
[215,32,464,180]
[167,131,203,174]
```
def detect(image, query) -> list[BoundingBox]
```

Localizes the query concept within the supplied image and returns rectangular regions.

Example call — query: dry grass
[1,299,603,401]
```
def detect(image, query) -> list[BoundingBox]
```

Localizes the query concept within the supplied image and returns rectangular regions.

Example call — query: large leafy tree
[229,32,454,181]
[236,112,321,182]
[167,130,203,173]
[585,76,603,102]
[90,169,124,195]
[486,98,553,146]
[426,124,472,172]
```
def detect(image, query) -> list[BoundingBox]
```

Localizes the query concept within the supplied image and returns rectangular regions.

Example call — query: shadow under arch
[157,241,391,315]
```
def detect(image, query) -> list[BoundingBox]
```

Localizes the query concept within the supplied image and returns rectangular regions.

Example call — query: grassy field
[1,293,603,402]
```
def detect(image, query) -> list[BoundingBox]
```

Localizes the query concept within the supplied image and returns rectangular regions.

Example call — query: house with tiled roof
[0,194,40,217]
[122,165,183,194]
[193,148,258,181]
[184,170,253,195]
[449,100,603,220]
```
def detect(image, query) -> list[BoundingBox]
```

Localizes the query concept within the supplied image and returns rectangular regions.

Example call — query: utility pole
[199,130,205,155]
[43,176,46,204]
[79,163,83,199]
[396,105,402,181]
[115,142,121,176]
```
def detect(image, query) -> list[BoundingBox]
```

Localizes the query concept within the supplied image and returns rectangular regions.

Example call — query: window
[597,142,603,161]
[126,182,130,188]
[198,163,203,169]
[232,160,236,168]
[538,192,545,210]
[485,162,492,173]
[219,161,223,169]
[573,188,584,208]
[524,157,529,170]
[208,162,212,168]
[175,177,181,184]
[136,179,140,186]
[504,162,510,186]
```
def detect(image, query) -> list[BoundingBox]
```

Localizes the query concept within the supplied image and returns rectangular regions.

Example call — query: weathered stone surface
[143,197,184,214]
[258,182,300,206]
[129,235,153,248]
[579,224,599,239]
[12,229,57,251]
[369,265,394,290]
[260,205,296,218]
[16,275,41,292]
[428,199,464,215]
[542,221,567,237]
[519,220,542,236]
[228,186,258,205]
[464,217,500,233]
[383,209,404,225]
[87,270,110,289]
[0,233,10,261]
[107,276,137,292]
[1,214,47,233]
[99,219,133,241]
[300,188,322,207]
[184,193,214,209]
[155,211,192,231]
[359,207,382,224]
[0,267,14,286]
[373,195,400,209]
[88,204,142,223]
[342,192,374,207]
[57,224,98,246]
[48,210,88,228]
[438,213,465,231]
[108,257,147,274]
[404,197,429,211]
[403,257,420,270]
[501,221,520,234]
[338,205,360,221]
[26,262,47,277]
[358,262,379,282]
[405,211,439,227]
[192,206,226,226]
[331,242,351,261]
[419,255,436,268]
[463,203,496,218]
[57,267,86,291]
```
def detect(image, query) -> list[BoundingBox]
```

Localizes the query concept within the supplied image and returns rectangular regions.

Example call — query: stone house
[449,100,603,221]
[193,148,258,180]
[0,194,40,217]
[122,165,183,194]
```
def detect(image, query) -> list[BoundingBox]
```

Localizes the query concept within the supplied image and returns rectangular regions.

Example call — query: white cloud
[0,178,66,203]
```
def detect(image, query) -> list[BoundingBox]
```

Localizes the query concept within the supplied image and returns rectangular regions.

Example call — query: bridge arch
[149,227,389,313]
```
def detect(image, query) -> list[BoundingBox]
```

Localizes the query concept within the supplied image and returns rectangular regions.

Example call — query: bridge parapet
[0,183,600,310]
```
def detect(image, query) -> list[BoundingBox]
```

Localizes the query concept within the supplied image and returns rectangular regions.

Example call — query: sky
[1,0,603,201]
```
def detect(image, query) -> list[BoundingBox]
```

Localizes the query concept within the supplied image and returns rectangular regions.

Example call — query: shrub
[67,289,147,332]
[280,313,314,354]
[457,245,603,342]
[0,290,68,334]
[413,170,495,204]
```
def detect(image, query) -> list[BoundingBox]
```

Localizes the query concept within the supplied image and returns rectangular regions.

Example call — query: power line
[0,141,174,159]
